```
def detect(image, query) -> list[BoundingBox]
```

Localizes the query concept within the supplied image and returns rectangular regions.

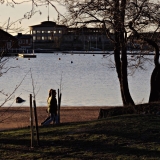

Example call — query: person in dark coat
[41,89,58,125]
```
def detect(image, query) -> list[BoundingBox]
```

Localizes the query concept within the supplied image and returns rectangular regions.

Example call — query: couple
[41,89,58,125]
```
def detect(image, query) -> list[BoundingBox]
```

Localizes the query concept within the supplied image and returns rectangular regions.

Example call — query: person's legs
[54,115,58,124]
[42,113,55,125]
[42,117,53,125]
[41,116,50,125]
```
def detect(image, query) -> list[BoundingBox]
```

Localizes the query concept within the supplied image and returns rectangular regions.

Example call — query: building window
[48,36,52,40]
[37,30,41,33]
[48,31,51,33]
[33,30,36,34]
[33,36,36,40]
[37,36,41,40]
[54,31,56,34]
[26,40,28,44]
[42,36,48,40]
[42,31,47,33]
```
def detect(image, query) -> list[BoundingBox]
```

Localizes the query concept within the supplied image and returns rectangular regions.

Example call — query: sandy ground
[0,106,111,131]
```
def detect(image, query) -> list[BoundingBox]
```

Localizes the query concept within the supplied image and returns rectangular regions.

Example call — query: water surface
[0,53,154,107]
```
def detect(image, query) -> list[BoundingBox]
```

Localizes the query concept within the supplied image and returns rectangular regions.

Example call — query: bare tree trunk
[149,64,160,102]
[114,0,135,106]
[148,41,160,102]
[121,47,135,106]
[129,21,160,103]
[114,43,135,106]
[114,39,126,105]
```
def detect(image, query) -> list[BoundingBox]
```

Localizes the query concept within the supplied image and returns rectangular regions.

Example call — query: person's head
[52,89,56,96]
[49,89,56,97]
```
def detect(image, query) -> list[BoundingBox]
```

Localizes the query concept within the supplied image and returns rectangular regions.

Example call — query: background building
[29,21,67,50]
[0,29,19,54]
[29,21,113,51]
[60,27,113,51]
[15,33,33,53]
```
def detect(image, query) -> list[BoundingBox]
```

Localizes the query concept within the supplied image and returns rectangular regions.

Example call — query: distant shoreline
[4,50,156,56]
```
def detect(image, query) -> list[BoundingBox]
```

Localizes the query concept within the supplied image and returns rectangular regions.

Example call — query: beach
[0,106,111,131]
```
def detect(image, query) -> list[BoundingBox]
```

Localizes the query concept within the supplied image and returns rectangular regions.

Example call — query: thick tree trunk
[121,47,135,106]
[149,64,160,102]
[114,41,126,105]
[128,21,160,103]
[113,0,135,106]
[137,38,160,103]
[114,47,135,106]
[148,42,160,102]
[114,31,135,106]
[112,0,135,106]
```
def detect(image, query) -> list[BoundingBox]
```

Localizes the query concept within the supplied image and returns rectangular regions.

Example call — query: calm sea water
[0,53,154,107]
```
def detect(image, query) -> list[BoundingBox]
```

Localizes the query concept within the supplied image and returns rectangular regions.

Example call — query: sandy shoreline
[0,106,112,131]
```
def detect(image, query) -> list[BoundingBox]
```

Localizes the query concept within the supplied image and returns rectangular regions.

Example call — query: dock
[18,54,37,58]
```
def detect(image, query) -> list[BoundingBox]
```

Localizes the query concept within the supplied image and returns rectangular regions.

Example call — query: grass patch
[1,114,160,159]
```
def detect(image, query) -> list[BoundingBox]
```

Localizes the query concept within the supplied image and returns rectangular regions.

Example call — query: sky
[0,1,159,35]
[0,1,66,35]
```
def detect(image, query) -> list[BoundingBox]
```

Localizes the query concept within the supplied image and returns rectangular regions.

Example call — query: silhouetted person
[41,89,58,125]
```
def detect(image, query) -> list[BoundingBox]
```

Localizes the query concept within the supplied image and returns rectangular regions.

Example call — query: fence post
[33,99,40,146]
[29,94,34,148]
[58,93,62,123]
[57,89,62,124]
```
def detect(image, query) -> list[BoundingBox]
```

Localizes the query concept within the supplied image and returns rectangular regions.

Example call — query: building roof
[15,33,32,39]
[29,21,66,28]
[0,29,19,48]
[0,29,17,41]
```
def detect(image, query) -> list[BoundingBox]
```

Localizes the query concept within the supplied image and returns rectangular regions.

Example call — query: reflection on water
[0,53,154,107]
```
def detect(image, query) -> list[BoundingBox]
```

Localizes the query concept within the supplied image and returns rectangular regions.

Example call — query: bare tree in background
[56,0,160,106]
[0,0,62,106]
[0,0,64,34]
[127,1,160,103]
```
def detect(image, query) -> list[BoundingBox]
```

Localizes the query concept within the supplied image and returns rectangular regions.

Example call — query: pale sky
[0,1,66,35]
[0,1,159,35]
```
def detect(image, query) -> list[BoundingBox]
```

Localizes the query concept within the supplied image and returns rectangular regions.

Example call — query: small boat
[18,53,37,58]
[18,43,37,58]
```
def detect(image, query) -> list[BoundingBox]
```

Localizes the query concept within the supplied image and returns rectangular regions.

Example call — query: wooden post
[29,94,34,148]
[59,93,62,123]
[57,89,62,124]
[57,89,60,124]
[33,99,40,146]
